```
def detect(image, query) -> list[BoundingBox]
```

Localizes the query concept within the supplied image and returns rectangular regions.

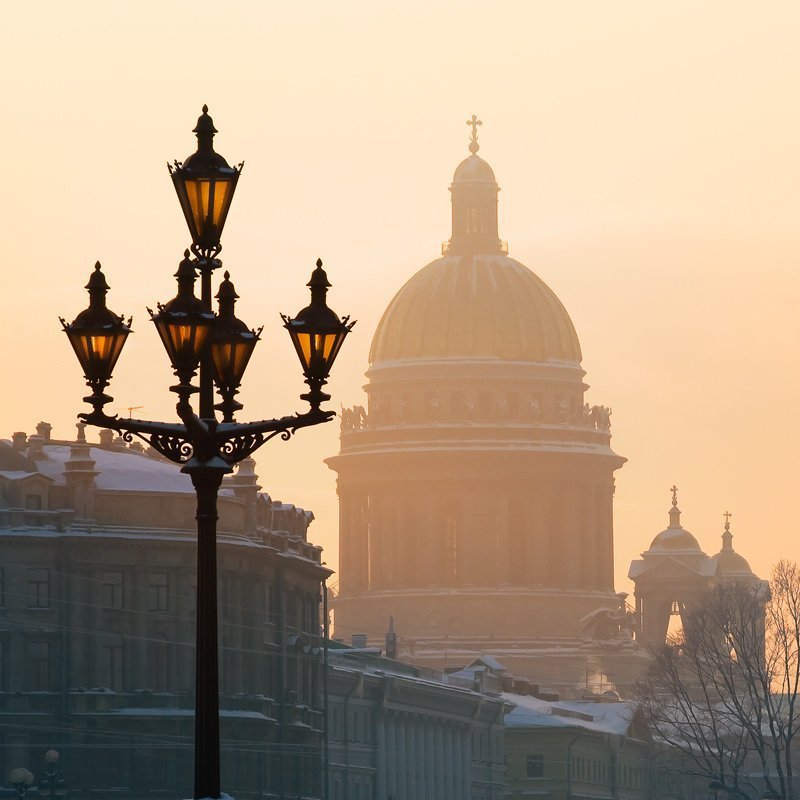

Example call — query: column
[527,484,544,585]
[415,715,425,799]
[435,722,445,800]
[376,708,387,800]
[397,714,407,800]
[443,725,453,800]
[407,715,416,799]
[424,720,435,798]
[581,483,596,589]
[386,713,396,799]
[461,724,471,800]
[338,490,352,593]
[452,724,463,800]
[564,482,581,588]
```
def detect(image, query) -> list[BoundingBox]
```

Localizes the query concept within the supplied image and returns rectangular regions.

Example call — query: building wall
[504,713,653,800]
[326,650,507,800]
[0,434,329,800]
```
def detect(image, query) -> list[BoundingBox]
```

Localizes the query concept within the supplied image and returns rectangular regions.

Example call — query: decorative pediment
[630,554,715,583]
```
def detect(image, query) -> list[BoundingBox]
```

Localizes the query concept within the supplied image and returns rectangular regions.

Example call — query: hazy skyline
[3,1,799,592]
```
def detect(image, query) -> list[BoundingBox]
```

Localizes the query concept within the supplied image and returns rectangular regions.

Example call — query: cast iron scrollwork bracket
[215,409,335,466]
[78,411,193,465]
[79,407,335,468]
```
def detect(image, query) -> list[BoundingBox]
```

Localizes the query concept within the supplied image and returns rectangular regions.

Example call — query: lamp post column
[189,466,227,799]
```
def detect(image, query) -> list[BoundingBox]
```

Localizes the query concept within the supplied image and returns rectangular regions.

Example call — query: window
[27,569,49,608]
[526,754,544,779]
[25,494,42,510]
[0,567,4,607]
[27,641,49,690]
[263,583,271,624]
[102,640,123,691]
[148,636,170,692]
[102,571,124,609]
[0,640,5,690]
[148,572,169,611]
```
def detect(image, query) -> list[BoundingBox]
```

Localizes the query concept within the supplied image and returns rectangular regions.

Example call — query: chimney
[351,634,368,649]
[513,677,531,695]
[224,457,262,534]
[36,422,52,443]
[27,435,46,461]
[98,430,114,449]
[385,616,398,659]
[12,432,27,452]
[64,441,98,520]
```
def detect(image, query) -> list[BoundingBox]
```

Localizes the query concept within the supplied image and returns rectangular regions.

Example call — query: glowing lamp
[61,262,131,386]
[211,271,261,420]
[149,252,214,384]
[168,105,241,256]
[282,259,354,408]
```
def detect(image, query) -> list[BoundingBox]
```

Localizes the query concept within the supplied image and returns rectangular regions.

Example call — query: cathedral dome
[648,526,703,553]
[369,255,582,364]
[711,549,754,577]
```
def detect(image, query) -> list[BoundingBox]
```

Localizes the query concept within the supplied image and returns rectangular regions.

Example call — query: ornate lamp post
[60,107,354,800]
[37,751,67,800]
[8,768,33,800]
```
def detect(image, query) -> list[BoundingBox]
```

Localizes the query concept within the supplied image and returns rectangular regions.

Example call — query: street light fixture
[168,105,241,260]
[37,751,66,799]
[8,768,33,800]
[61,106,354,800]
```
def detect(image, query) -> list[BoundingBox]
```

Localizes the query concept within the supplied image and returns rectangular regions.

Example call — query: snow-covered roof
[503,692,634,736]
[36,444,232,494]
[0,470,50,482]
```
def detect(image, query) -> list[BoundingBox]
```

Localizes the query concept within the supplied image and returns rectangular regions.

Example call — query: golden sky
[2,1,799,591]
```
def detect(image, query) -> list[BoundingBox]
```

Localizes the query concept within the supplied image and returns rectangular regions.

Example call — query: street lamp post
[60,107,354,800]
[37,751,67,800]
[8,769,33,800]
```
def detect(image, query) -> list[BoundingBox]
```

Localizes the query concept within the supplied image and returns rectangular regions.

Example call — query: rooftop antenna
[116,405,144,418]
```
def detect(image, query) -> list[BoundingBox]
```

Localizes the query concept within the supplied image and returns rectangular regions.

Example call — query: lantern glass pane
[184,177,233,237]
[316,333,336,362]
[185,179,212,235]
[211,338,256,388]
[68,330,127,380]
[211,342,232,378]
[296,331,313,369]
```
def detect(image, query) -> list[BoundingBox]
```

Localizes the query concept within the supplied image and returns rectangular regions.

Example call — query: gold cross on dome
[467,114,482,153]
[670,484,678,506]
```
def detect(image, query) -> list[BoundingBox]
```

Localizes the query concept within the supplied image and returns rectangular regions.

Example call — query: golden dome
[369,254,582,364]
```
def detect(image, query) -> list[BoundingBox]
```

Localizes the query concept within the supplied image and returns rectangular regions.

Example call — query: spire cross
[723,510,732,529]
[670,485,678,506]
[466,114,482,154]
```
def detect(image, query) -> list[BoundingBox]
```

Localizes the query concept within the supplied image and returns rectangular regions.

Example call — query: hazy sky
[3,1,799,592]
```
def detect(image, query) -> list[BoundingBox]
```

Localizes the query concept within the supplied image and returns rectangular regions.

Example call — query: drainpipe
[322,580,329,800]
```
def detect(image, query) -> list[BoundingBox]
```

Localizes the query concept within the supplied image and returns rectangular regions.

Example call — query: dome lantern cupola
[446,115,504,256]
[711,511,756,578]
